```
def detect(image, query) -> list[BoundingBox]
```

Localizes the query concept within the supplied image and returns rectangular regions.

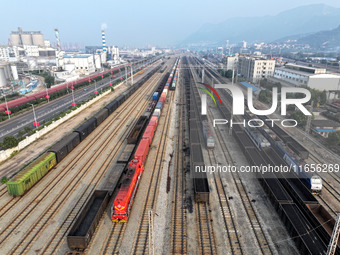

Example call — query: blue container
[152,92,159,101]
[156,102,163,110]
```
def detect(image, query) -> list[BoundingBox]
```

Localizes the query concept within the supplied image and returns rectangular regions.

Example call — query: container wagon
[7,152,57,196]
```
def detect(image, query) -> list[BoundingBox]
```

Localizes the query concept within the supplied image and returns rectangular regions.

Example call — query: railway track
[212,115,273,255]
[0,73,161,254]
[308,153,340,216]
[169,82,187,254]
[206,150,243,255]
[195,202,217,255]
[131,90,175,255]
[0,74,158,219]
[188,59,273,254]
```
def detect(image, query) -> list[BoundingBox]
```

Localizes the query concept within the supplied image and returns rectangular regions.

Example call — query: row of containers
[196,58,340,254]
[67,58,180,250]
[6,65,161,196]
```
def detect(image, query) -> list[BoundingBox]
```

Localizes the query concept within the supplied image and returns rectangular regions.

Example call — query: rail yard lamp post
[71,88,76,107]
[45,83,50,103]
[4,95,11,119]
[30,104,39,128]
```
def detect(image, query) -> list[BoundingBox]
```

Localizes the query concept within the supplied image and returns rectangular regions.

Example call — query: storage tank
[11,65,18,80]
[0,67,7,87]
[21,33,33,45]
[32,33,44,46]
[10,34,21,46]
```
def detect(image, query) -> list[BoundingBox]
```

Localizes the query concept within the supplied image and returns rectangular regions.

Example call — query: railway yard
[0,54,339,255]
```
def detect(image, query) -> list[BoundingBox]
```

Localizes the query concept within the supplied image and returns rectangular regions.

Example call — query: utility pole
[202,68,205,83]
[305,100,314,133]
[327,214,340,255]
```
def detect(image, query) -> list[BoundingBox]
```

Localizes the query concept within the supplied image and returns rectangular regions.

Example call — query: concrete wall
[0,87,113,162]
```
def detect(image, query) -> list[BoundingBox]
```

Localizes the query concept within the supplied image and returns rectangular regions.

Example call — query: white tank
[0,67,7,87]
[11,65,18,80]
[21,34,33,45]
[32,34,44,46]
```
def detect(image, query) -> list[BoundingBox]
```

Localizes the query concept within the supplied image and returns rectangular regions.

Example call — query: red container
[142,125,156,143]
[149,116,158,127]
[134,138,150,163]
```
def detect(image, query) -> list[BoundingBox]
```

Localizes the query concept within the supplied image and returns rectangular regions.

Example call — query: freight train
[6,66,161,196]
[66,64,168,250]
[112,59,179,222]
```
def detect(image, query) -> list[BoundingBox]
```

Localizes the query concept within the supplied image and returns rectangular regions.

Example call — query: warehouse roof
[240,81,258,92]
[312,119,340,128]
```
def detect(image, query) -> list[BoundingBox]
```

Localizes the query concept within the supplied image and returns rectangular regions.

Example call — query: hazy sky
[1,0,340,48]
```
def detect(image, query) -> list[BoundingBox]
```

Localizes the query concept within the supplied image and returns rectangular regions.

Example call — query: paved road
[0,58,161,142]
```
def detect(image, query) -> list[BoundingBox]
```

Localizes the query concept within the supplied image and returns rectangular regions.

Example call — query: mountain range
[180,4,340,47]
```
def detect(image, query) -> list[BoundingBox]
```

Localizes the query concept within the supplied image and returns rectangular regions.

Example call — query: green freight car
[6,152,57,196]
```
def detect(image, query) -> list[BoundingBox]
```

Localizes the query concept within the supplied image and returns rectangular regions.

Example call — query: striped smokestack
[102,30,107,52]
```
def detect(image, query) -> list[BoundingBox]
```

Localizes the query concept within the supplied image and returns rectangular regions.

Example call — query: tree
[2,136,19,149]
[327,132,340,146]
[1,176,8,184]
[258,90,272,104]
[289,111,308,127]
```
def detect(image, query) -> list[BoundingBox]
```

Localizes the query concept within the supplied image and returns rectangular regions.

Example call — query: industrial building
[10,27,45,47]
[61,54,96,75]
[237,55,275,82]
[274,64,340,100]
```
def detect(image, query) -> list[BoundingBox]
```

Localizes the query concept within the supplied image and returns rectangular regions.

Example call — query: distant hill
[276,25,340,49]
[180,4,340,46]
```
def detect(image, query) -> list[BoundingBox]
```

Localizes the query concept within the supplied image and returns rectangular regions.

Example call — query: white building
[0,46,19,62]
[274,64,340,99]
[61,54,96,75]
[238,55,275,82]
[224,55,238,71]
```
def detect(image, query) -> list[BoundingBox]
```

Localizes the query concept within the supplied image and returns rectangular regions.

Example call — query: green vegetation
[259,78,282,90]
[1,176,8,184]
[31,71,55,88]
[218,69,235,79]
[289,111,308,127]
[1,136,19,149]
[258,90,273,104]
[326,132,340,146]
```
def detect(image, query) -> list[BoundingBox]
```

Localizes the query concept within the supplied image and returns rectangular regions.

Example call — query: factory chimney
[102,30,107,52]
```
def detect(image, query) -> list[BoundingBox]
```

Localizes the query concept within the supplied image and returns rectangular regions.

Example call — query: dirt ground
[0,80,134,180]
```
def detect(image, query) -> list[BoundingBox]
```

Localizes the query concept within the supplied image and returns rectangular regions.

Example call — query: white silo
[0,67,7,87]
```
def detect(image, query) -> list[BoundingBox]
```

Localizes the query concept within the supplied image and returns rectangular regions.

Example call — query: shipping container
[134,138,151,163]
[7,152,57,196]
[155,102,163,110]
[152,92,159,101]
[142,125,156,143]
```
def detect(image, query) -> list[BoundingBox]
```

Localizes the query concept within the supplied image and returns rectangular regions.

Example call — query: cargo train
[6,66,161,196]
[111,60,179,222]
